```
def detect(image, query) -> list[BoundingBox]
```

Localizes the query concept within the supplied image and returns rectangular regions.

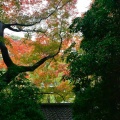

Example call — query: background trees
[68,0,120,119]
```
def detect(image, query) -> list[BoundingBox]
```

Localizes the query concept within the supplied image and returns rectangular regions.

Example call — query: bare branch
[0,0,71,84]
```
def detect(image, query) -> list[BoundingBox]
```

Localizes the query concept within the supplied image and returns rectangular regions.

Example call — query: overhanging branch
[7,26,47,33]
[4,0,71,33]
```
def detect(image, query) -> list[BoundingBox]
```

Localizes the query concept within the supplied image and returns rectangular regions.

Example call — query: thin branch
[5,1,59,28]
[7,26,47,33]
[4,0,70,33]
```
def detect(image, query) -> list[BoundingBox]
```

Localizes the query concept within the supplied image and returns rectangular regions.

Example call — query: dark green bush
[0,74,45,120]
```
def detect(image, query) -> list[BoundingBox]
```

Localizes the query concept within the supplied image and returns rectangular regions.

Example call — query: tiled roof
[41,103,73,120]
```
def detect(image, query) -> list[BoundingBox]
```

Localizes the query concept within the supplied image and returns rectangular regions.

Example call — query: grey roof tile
[41,103,73,120]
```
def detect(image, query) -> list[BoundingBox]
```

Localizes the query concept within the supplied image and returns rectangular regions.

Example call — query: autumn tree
[0,0,77,88]
[68,0,120,119]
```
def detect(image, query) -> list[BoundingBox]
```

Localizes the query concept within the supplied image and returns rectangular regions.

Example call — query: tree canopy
[68,0,120,119]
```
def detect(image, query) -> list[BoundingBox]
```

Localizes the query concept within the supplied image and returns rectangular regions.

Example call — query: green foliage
[33,40,60,55]
[68,0,120,119]
[0,74,45,120]
[73,78,120,120]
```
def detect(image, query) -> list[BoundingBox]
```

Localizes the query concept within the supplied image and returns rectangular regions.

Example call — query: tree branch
[7,26,47,33]
[23,34,62,72]
[4,0,70,33]
[21,18,63,72]
[0,42,14,67]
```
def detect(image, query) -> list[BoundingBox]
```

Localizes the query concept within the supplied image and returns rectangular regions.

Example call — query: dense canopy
[68,0,120,119]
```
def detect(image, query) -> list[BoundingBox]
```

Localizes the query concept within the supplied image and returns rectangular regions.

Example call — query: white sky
[76,0,92,15]
[5,0,92,37]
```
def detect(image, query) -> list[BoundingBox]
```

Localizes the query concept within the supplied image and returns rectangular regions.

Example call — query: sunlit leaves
[33,37,60,55]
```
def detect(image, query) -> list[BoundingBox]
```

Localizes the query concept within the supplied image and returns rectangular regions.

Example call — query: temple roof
[41,103,73,120]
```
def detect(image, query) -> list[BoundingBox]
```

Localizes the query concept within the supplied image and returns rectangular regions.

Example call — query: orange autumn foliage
[4,36,33,65]
[56,81,72,91]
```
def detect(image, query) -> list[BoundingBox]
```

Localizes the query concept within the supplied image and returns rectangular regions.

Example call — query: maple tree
[31,55,74,103]
[0,0,77,89]
[0,34,78,103]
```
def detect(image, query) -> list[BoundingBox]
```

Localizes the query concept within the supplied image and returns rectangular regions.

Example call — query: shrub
[0,74,45,120]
